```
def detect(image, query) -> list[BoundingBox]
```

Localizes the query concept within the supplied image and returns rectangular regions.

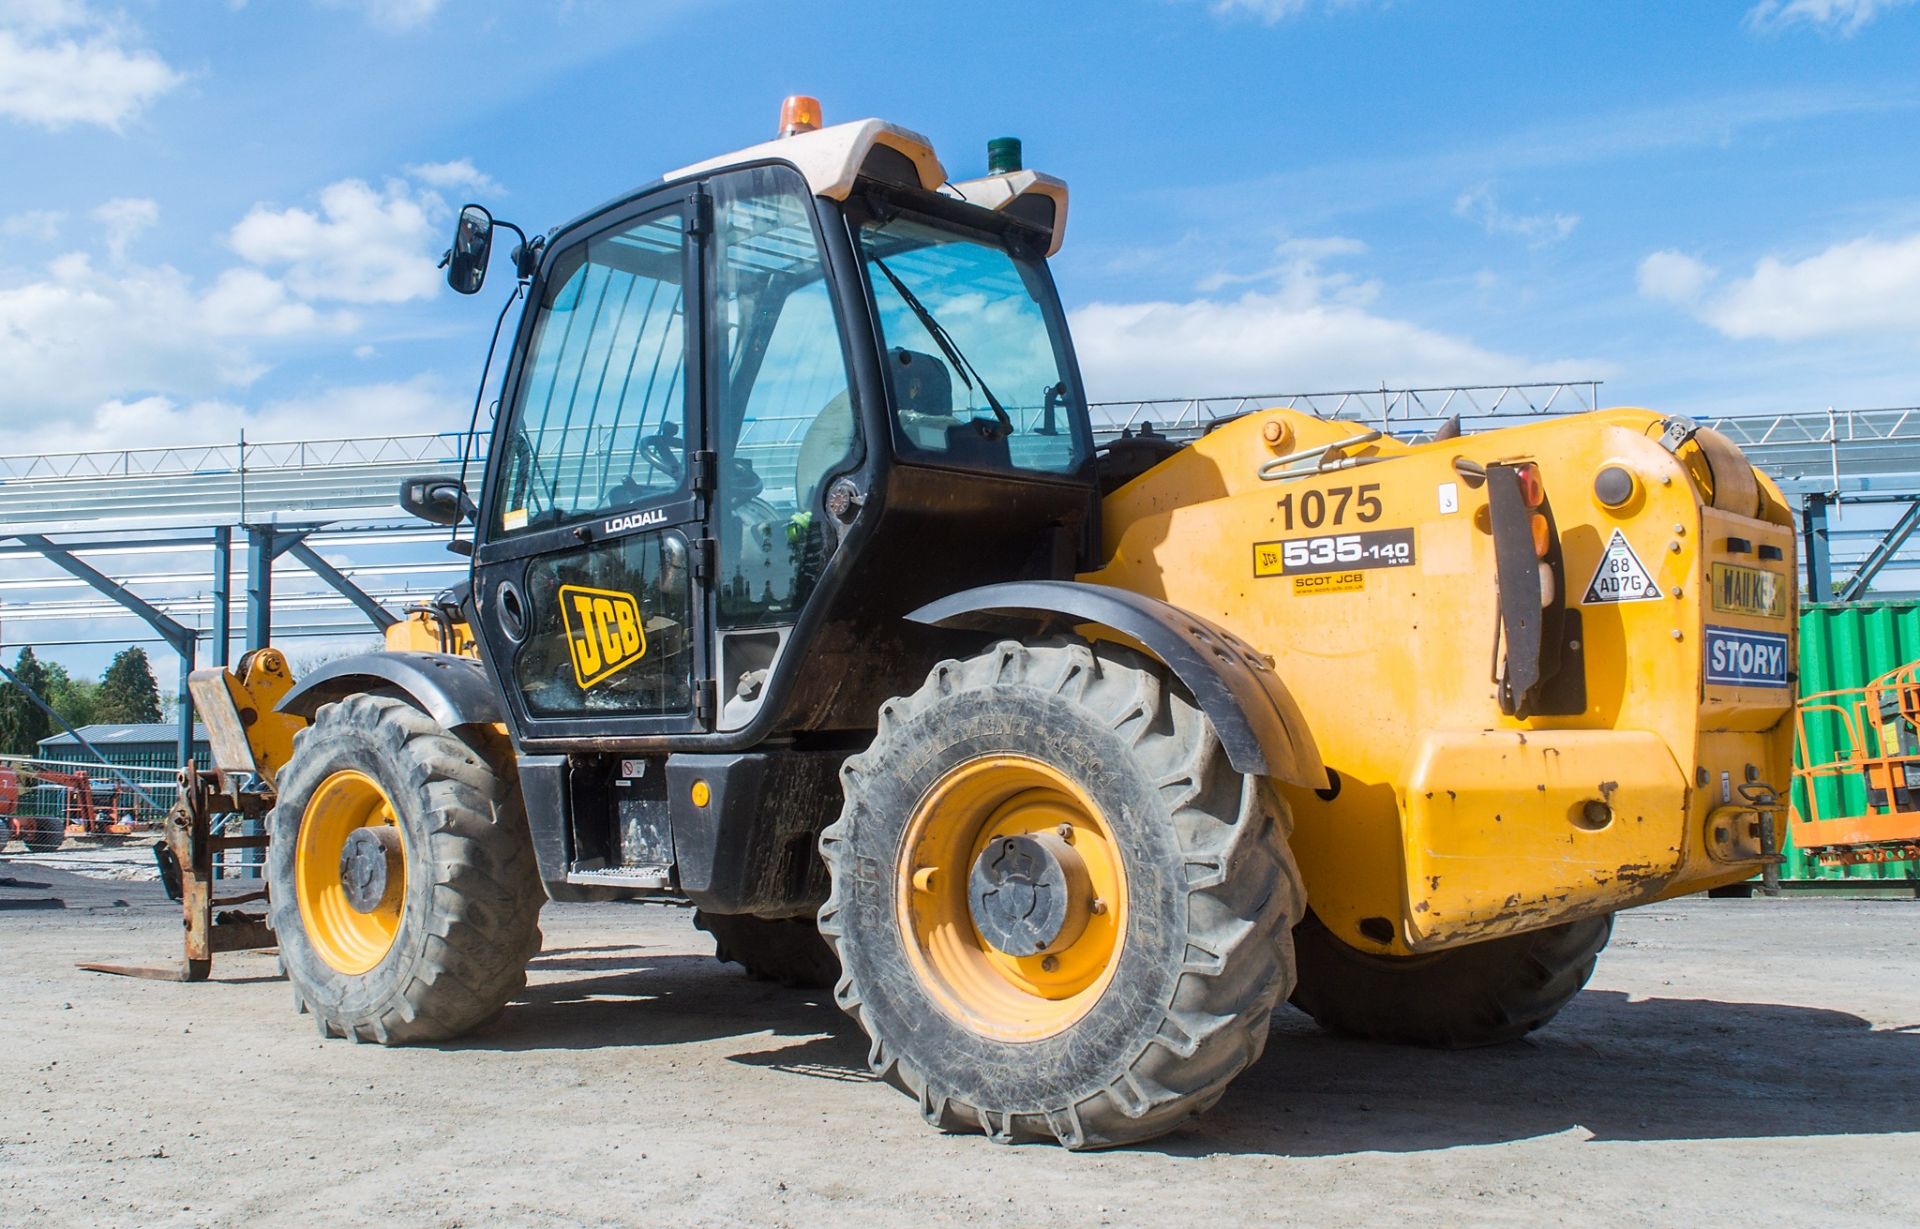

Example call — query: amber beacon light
[778,95,823,137]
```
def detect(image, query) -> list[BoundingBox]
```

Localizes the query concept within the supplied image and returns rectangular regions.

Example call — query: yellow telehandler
[156,98,1795,1148]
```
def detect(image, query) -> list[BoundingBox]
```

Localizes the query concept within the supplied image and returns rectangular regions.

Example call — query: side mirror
[398,474,475,526]
[444,204,493,295]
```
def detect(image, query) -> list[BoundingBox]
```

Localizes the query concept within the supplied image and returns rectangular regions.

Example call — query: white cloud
[1453,186,1579,247]
[1069,241,1598,399]
[0,254,256,418]
[68,377,463,451]
[1198,0,1366,21]
[0,375,462,454]
[1653,232,1920,342]
[92,196,157,260]
[321,0,443,33]
[201,267,358,337]
[0,1,95,34]
[1196,236,1374,298]
[0,1,182,131]
[228,178,443,304]
[1744,0,1913,36]
[0,208,63,240]
[0,168,461,450]
[405,158,503,197]
[1637,250,1716,305]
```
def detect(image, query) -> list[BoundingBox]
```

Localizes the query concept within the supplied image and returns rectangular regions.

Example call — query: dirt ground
[2,855,1916,1229]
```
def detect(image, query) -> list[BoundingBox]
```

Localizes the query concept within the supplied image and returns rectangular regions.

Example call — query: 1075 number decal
[1274,483,1382,530]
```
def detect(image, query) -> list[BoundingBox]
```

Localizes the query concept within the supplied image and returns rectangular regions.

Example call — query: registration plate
[1709,563,1786,619]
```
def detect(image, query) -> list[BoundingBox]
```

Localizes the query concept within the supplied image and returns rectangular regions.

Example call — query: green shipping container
[1788,601,1920,882]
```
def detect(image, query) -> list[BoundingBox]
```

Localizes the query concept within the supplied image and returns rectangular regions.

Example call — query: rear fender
[909,580,1325,789]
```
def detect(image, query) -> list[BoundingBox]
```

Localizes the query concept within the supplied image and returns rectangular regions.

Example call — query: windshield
[856,209,1089,477]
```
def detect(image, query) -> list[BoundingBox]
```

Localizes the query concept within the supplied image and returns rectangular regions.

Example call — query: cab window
[709,166,858,626]
[496,210,689,535]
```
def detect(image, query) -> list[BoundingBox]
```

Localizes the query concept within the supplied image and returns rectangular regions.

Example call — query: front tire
[820,640,1303,1149]
[268,695,544,1044]
[1289,910,1612,1048]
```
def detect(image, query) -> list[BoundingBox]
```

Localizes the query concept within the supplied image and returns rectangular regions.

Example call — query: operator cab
[447,99,1097,766]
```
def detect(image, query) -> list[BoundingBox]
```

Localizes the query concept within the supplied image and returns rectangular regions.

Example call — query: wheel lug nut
[1090,898,1107,915]
[1055,823,1074,843]
[1041,955,1060,972]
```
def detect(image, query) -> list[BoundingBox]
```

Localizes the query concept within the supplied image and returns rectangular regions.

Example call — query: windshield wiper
[870,256,1014,437]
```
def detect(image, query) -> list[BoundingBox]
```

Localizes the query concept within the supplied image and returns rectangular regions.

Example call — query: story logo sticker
[1703,625,1789,689]
[558,584,647,688]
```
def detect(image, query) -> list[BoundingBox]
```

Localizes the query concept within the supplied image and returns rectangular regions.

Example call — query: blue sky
[2,0,1918,460]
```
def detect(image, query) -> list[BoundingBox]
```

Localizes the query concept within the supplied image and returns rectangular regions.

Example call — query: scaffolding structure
[4,386,1920,766]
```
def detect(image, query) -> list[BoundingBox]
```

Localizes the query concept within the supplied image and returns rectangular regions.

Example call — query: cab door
[472,188,713,740]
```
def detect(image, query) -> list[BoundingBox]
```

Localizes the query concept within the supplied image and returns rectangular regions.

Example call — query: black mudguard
[909,580,1325,789]
[275,652,503,729]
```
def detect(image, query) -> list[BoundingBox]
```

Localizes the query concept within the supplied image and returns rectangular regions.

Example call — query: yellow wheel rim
[294,769,407,975]
[897,755,1128,1042]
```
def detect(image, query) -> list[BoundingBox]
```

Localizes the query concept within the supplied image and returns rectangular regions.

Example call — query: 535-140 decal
[1254,527,1417,578]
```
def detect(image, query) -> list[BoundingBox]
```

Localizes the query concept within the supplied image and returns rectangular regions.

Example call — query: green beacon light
[987,136,1023,175]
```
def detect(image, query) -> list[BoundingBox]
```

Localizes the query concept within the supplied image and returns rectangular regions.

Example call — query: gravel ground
[1,854,1916,1228]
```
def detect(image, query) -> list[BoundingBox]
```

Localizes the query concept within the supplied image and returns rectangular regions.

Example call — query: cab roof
[663,117,1070,258]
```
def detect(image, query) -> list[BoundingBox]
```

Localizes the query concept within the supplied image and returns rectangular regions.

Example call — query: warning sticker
[1582,529,1660,604]
[1292,571,1366,596]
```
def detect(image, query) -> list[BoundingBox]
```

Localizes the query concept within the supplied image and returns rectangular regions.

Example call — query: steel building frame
[6,386,1920,773]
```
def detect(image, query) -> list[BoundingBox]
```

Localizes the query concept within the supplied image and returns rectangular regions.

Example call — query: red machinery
[0,761,139,851]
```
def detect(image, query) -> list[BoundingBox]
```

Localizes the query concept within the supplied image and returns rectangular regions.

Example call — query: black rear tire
[1289,910,1612,1048]
[695,911,838,989]
[19,816,65,852]
[820,639,1303,1149]
[268,695,544,1045]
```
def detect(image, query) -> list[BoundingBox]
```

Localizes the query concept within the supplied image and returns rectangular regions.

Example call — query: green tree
[95,647,163,725]
[0,647,55,756]
[41,661,99,729]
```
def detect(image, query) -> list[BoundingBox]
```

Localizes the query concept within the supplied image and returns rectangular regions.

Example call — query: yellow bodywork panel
[187,647,306,788]
[1085,407,1796,956]
[384,609,479,657]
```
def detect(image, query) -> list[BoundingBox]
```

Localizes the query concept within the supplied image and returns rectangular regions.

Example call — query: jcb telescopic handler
[171,98,1795,1148]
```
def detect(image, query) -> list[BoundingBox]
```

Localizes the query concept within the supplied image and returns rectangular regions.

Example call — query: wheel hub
[295,768,408,975]
[967,829,1092,957]
[339,825,403,915]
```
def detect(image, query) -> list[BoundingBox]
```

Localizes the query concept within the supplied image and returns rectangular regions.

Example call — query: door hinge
[690,449,717,493]
[695,678,717,723]
[688,190,712,237]
[692,536,716,584]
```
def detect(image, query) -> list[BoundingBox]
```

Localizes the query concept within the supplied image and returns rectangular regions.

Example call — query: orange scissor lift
[1793,660,1920,866]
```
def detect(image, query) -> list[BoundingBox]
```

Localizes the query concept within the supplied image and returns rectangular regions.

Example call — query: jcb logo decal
[558,584,647,688]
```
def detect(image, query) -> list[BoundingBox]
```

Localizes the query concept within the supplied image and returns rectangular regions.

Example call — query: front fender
[909,580,1325,789]
[276,651,503,730]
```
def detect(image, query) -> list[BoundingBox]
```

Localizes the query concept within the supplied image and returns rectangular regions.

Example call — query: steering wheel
[725,455,764,503]
[630,435,765,508]
[639,432,684,480]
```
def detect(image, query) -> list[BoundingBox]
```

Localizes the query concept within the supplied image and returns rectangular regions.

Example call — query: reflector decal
[1582,529,1659,604]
